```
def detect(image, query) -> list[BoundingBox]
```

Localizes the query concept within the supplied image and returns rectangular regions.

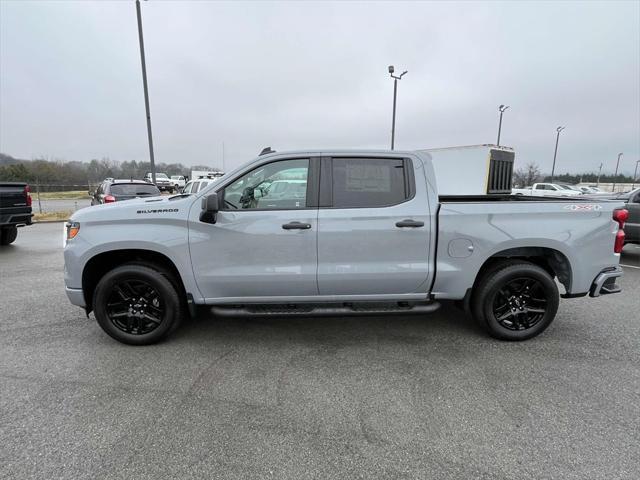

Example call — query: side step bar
[210,301,441,318]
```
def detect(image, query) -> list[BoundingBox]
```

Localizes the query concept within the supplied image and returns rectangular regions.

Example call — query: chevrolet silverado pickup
[0,182,33,245]
[63,150,628,345]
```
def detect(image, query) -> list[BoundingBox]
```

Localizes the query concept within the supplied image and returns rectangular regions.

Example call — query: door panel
[190,210,318,299]
[317,157,432,295]
[189,157,319,300]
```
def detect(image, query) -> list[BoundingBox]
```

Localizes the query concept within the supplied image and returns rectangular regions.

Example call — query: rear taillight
[104,195,116,203]
[613,209,628,225]
[613,208,628,253]
[25,185,32,207]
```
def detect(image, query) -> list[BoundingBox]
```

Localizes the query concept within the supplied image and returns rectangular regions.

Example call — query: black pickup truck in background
[0,182,33,245]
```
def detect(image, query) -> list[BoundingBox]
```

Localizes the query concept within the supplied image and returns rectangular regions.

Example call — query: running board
[210,301,441,318]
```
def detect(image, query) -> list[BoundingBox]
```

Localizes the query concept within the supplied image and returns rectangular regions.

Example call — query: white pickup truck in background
[512,183,584,196]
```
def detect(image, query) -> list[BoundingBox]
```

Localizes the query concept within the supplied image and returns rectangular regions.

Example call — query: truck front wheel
[471,261,559,341]
[0,226,18,245]
[93,264,182,345]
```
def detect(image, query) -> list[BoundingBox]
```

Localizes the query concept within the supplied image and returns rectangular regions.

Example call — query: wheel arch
[82,249,187,313]
[473,246,573,294]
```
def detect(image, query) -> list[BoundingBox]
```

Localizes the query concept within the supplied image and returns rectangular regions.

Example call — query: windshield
[156,174,169,179]
[110,184,160,196]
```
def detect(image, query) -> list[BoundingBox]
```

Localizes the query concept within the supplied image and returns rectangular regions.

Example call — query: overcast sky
[1,0,639,174]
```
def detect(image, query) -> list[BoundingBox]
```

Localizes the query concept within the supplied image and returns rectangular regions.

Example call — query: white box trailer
[417,144,515,196]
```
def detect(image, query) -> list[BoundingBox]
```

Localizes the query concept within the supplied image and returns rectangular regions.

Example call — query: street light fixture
[135,0,156,184]
[550,126,565,184]
[496,105,509,146]
[388,65,408,150]
[633,160,640,189]
[612,153,623,192]
[596,163,603,187]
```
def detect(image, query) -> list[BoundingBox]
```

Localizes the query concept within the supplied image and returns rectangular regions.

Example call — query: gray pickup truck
[63,150,628,345]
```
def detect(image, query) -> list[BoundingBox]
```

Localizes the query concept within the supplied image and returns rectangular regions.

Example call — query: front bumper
[589,266,623,297]
[65,286,86,307]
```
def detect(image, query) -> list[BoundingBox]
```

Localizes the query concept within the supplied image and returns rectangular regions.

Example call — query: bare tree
[513,162,542,187]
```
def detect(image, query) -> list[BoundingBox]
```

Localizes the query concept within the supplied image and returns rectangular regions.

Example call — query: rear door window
[331,158,409,208]
[110,184,160,196]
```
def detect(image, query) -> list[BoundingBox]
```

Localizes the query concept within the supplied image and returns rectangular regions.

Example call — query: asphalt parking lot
[1,223,639,480]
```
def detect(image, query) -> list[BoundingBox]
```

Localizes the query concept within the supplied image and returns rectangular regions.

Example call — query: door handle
[282,221,312,230]
[395,219,424,228]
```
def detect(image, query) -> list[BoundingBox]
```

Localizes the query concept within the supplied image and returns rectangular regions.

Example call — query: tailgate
[0,184,28,208]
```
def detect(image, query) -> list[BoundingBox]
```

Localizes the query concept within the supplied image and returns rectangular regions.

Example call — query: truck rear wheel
[0,226,18,245]
[92,264,182,345]
[471,261,559,341]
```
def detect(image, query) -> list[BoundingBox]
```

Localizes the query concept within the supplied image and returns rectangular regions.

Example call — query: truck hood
[71,194,196,223]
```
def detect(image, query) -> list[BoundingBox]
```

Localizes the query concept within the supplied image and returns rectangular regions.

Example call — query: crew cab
[63,150,627,345]
[512,183,583,196]
[0,182,33,245]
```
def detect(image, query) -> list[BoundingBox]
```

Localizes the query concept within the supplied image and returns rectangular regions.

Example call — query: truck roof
[418,144,514,152]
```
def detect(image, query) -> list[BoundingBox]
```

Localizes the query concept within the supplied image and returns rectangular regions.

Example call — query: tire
[0,226,18,245]
[471,261,559,341]
[92,264,182,345]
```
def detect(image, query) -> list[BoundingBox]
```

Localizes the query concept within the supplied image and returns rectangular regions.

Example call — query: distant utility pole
[612,152,623,192]
[136,0,156,184]
[633,160,640,189]
[596,163,603,187]
[222,142,226,172]
[388,65,407,150]
[496,105,509,146]
[550,126,565,184]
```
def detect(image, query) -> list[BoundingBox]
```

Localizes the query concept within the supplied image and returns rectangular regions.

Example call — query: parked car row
[512,183,607,196]
[143,172,175,192]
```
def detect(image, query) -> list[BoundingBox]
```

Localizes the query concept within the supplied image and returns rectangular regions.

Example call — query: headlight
[65,221,80,245]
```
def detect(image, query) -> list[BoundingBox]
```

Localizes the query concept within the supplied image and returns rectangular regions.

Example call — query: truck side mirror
[200,193,219,223]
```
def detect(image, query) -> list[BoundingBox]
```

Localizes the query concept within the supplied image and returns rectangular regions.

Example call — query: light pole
[496,105,509,146]
[633,160,640,189]
[388,65,407,150]
[612,153,623,192]
[550,126,565,184]
[596,163,603,187]
[136,0,156,184]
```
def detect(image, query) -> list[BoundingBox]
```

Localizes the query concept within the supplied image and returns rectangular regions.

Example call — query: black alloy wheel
[105,279,164,335]
[93,264,182,345]
[491,277,547,331]
[472,261,559,341]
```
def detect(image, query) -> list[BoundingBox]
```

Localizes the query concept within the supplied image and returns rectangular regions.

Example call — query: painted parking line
[621,264,640,269]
